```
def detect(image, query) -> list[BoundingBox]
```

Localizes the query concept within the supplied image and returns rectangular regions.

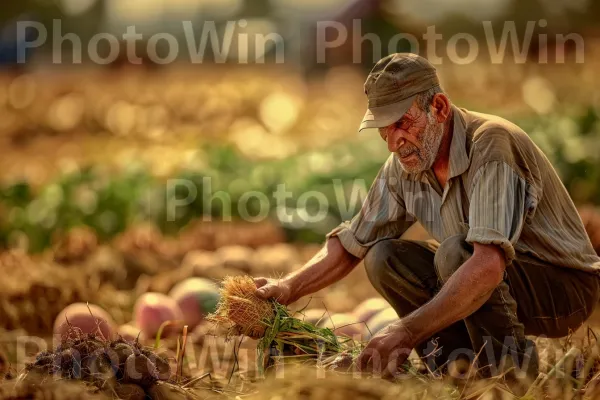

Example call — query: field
[1,58,600,399]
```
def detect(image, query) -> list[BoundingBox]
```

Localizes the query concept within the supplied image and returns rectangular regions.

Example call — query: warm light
[59,0,98,16]
[8,75,36,110]
[47,95,85,132]
[259,91,302,133]
[522,76,556,115]
[384,0,509,21]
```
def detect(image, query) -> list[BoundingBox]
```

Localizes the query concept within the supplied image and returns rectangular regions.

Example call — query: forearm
[282,236,360,303]
[401,248,505,345]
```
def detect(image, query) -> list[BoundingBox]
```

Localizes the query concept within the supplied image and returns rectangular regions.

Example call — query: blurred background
[1,0,600,254]
[1,1,600,378]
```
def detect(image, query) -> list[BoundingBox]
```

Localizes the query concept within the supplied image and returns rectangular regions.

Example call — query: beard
[397,111,444,174]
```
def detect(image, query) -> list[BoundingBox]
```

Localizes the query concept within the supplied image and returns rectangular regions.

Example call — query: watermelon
[168,278,220,329]
[365,308,399,339]
[134,292,183,338]
[117,322,143,342]
[353,298,389,323]
[54,303,115,340]
[318,312,365,339]
[298,308,328,325]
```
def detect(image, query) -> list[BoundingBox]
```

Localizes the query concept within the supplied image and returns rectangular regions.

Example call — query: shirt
[327,106,600,275]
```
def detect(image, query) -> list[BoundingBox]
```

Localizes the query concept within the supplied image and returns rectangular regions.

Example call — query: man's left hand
[356,322,417,379]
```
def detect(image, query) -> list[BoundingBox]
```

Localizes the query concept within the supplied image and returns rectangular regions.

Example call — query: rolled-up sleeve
[326,157,413,259]
[466,161,529,263]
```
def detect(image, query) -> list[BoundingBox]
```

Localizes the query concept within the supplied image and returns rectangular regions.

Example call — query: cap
[359,53,440,132]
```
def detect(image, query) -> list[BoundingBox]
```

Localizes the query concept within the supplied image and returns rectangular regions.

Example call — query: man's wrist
[393,315,421,348]
[279,275,297,304]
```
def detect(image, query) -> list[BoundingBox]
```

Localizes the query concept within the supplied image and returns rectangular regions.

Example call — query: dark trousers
[364,234,600,379]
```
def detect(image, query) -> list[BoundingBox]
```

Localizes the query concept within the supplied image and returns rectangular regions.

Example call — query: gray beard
[398,112,444,174]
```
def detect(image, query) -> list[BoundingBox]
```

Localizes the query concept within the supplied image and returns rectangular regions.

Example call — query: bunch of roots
[208,276,360,374]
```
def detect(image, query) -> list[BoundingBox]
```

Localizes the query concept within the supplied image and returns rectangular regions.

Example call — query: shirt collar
[447,105,470,179]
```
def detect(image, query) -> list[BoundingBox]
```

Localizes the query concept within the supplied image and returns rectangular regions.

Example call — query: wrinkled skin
[378,101,445,174]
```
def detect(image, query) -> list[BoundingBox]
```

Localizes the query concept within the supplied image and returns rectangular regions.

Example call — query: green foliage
[0,108,598,252]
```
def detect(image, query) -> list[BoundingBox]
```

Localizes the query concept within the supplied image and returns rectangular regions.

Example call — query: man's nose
[386,129,405,152]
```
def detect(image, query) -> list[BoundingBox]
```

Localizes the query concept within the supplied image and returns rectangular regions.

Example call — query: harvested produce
[117,323,143,342]
[208,276,361,373]
[53,303,116,340]
[133,293,183,339]
[298,308,327,325]
[17,330,172,398]
[365,308,398,339]
[353,298,389,323]
[168,278,220,329]
[317,313,365,338]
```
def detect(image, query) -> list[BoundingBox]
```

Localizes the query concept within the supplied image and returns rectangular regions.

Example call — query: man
[253,53,600,380]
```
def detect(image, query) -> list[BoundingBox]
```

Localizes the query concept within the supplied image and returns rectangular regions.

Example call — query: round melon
[168,278,220,329]
[134,292,184,339]
[54,303,116,340]
[318,313,364,338]
[365,308,399,339]
[117,323,144,342]
[299,308,327,325]
[353,298,390,323]
[215,246,254,273]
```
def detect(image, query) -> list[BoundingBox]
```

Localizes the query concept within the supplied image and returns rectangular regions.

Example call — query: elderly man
[254,53,600,380]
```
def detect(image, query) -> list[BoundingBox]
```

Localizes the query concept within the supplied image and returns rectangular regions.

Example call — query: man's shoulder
[459,107,547,188]
[459,108,539,161]
[460,108,529,144]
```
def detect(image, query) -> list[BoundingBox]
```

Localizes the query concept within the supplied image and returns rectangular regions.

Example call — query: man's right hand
[254,277,294,305]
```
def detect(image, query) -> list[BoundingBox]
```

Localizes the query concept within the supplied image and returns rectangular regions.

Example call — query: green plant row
[1,107,599,253]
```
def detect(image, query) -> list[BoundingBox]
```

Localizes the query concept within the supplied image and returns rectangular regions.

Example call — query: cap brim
[358,95,416,132]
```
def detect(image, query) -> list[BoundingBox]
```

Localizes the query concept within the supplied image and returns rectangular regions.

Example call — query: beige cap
[359,53,440,131]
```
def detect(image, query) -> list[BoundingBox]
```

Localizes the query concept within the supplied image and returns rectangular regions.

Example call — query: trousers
[364,234,600,379]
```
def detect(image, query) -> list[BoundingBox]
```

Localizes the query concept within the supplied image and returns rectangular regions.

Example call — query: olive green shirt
[327,106,600,274]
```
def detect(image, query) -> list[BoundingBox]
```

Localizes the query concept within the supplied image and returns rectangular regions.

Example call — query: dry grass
[208,275,275,339]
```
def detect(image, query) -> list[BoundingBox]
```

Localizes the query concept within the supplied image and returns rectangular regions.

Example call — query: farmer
[254,53,600,380]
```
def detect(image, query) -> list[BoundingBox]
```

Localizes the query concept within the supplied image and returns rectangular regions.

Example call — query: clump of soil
[18,328,173,399]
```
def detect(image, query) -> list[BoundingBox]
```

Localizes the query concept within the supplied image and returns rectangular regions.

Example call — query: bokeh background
[1,1,600,392]
[1,0,599,252]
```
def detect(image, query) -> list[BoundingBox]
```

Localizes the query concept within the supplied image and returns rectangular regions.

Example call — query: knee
[434,234,471,283]
[364,239,397,288]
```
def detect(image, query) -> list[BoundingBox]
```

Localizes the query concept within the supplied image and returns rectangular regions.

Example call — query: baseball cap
[359,53,440,132]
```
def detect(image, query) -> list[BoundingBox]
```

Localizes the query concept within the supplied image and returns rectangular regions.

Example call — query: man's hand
[254,277,294,305]
[356,322,416,379]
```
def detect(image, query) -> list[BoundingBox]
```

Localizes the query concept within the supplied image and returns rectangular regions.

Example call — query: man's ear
[431,93,451,123]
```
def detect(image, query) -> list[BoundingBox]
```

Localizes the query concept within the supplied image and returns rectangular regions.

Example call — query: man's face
[378,102,444,174]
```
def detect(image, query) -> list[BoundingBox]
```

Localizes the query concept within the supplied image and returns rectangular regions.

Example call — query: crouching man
[253,53,600,383]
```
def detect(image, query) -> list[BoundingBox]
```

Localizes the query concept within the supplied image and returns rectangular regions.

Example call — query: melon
[134,292,184,339]
[117,323,144,342]
[318,313,365,338]
[168,278,220,329]
[365,308,399,339]
[298,308,327,325]
[54,303,115,340]
[215,246,254,273]
[353,298,390,323]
